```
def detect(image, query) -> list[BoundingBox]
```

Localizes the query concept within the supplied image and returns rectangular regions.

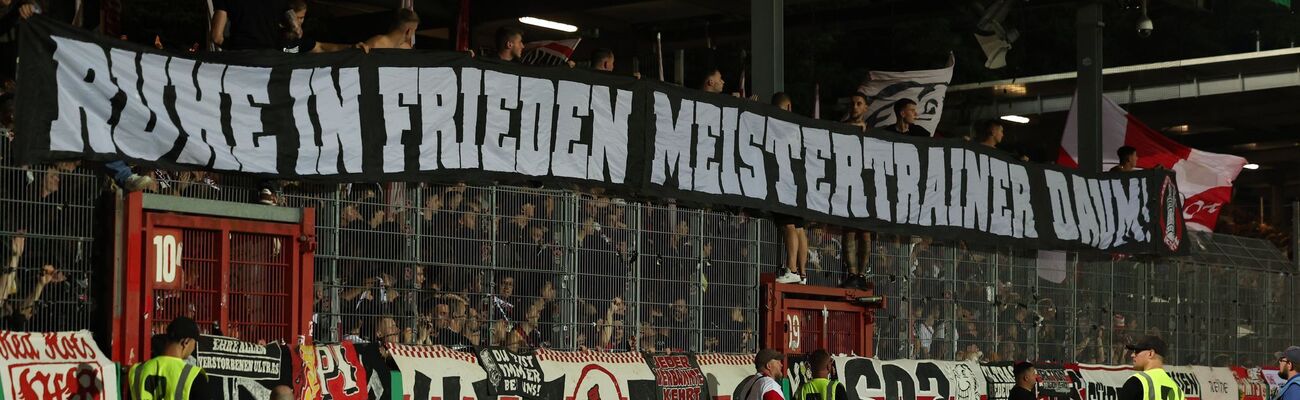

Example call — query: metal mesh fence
[0,140,1296,358]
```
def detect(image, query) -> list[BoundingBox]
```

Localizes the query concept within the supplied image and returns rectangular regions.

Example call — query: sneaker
[839,273,868,290]
[775,271,801,284]
[799,275,808,285]
[123,174,155,192]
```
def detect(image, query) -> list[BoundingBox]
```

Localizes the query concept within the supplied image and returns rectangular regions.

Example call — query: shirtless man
[362,8,420,50]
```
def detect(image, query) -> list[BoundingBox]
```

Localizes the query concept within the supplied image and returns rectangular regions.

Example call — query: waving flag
[520,39,582,66]
[857,54,955,136]
[1059,94,1247,231]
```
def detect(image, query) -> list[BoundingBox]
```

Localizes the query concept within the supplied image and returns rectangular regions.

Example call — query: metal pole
[1076,1,1104,172]
[1293,201,1299,272]
[633,203,644,351]
[751,0,785,101]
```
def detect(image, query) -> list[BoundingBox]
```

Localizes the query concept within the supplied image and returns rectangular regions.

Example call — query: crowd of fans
[0,0,1289,366]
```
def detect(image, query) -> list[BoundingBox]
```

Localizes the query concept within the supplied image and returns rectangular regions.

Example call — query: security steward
[1119,335,1184,400]
[128,317,213,400]
[797,349,847,400]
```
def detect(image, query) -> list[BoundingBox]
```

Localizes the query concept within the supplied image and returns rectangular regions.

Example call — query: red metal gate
[762,275,884,357]
[114,192,314,364]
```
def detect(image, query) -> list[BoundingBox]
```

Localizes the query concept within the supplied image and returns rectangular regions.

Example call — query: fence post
[694,210,705,354]
[562,190,578,350]
[632,202,644,352]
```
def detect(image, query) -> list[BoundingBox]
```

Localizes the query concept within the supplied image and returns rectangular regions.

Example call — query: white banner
[388,344,486,400]
[0,330,119,400]
[534,349,657,400]
[697,353,755,400]
[833,356,984,400]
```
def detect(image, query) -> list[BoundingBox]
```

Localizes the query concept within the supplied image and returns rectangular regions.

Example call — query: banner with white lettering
[534,349,656,400]
[0,330,118,400]
[833,356,983,400]
[646,354,707,400]
[296,342,370,400]
[979,361,1016,400]
[695,353,754,400]
[196,335,289,400]
[15,16,1184,255]
[1036,363,1084,400]
[1075,364,1135,400]
[388,344,488,400]
[478,347,556,400]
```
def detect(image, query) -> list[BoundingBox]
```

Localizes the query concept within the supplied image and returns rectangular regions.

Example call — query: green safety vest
[1134,368,1185,400]
[127,356,202,400]
[797,378,844,400]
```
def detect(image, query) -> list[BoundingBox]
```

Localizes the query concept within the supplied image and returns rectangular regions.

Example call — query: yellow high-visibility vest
[127,356,202,400]
[1134,368,1185,400]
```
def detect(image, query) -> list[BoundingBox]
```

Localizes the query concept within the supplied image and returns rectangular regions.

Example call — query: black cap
[167,317,202,342]
[1013,361,1035,379]
[1125,335,1168,357]
[754,348,784,371]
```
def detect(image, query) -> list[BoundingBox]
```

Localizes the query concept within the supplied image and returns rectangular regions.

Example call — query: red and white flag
[1059,94,1246,232]
[519,39,582,66]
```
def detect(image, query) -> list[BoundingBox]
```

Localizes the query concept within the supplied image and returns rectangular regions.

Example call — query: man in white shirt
[737,348,787,400]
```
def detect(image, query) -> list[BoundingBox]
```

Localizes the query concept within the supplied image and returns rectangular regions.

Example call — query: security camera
[1136,16,1153,37]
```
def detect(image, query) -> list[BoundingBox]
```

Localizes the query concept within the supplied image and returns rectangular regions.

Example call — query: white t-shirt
[737,373,785,400]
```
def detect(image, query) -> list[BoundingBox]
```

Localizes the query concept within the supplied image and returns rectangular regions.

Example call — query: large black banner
[15,17,1185,254]
[196,335,290,400]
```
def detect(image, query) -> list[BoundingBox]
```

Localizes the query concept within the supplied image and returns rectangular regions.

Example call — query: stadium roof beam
[948,47,1300,121]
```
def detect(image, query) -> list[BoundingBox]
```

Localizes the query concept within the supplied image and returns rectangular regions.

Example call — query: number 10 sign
[150,228,184,290]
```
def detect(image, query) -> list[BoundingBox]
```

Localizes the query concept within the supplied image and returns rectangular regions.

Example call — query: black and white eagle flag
[858,54,955,136]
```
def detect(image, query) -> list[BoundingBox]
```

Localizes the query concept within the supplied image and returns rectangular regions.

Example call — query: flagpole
[655,32,665,82]
[812,83,820,119]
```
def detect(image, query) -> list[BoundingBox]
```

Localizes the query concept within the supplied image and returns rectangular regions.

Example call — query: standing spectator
[488,275,517,322]
[1118,336,1183,400]
[495,26,524,62]
[1274,346,1300,400]
[840,93,871,289]
[1110,146,1139,172]
[795,349,846,400]
[771,93,806,285]
[974,119,1005,150]
[738,349,786,400]
[881,99,931,137]
[211,0,286,50]
[699,68,725,94]
[665,298,692,352]
[127,317,214,400]
[362,9,419,50]
[1010,362,1037,400]
[279,0,363,54]
[591,48,615,72]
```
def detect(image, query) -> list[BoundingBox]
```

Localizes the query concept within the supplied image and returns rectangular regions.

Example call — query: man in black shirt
[211,0,287,50]
[279,0,362,54]
[1009,361,1037,400]
[882,99,932,137]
